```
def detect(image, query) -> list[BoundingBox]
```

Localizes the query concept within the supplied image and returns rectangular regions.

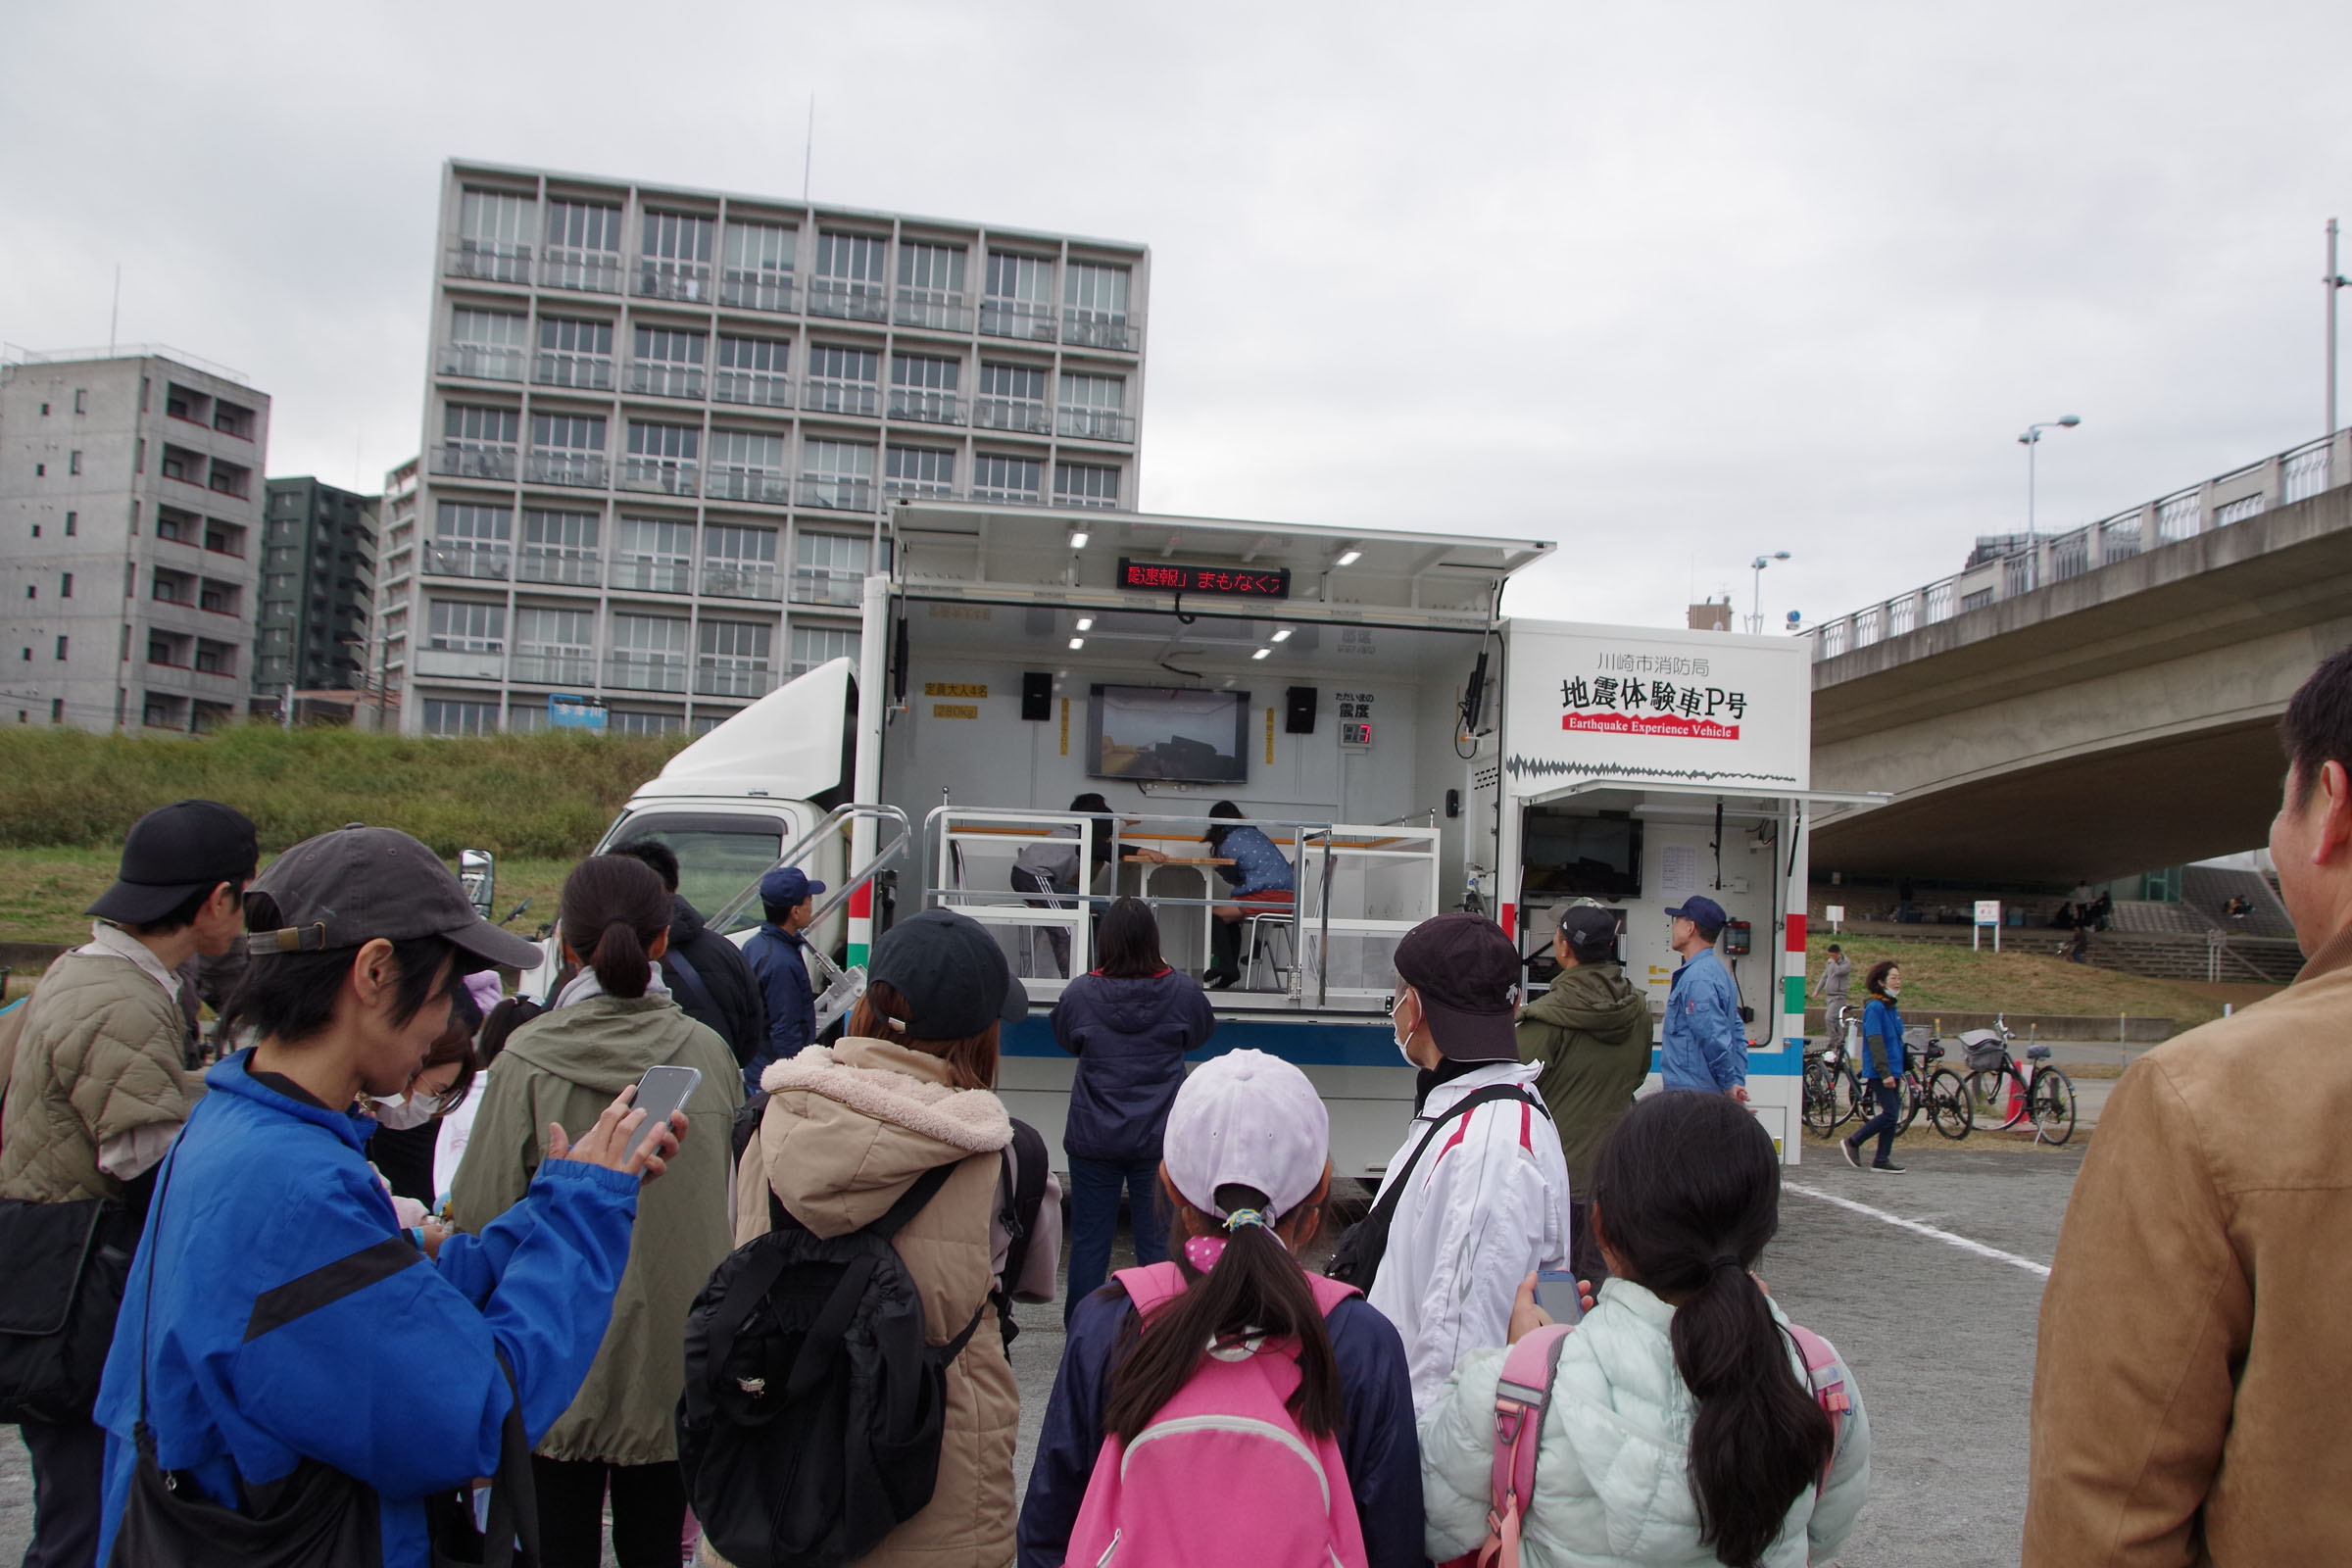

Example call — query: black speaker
[1020,671,1053,721]
[1284,686,1317,734]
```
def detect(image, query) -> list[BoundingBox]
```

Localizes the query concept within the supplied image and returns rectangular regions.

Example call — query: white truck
[525,501,1862,1174]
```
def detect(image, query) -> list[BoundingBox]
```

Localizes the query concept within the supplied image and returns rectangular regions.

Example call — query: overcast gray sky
[6,0,2347,628]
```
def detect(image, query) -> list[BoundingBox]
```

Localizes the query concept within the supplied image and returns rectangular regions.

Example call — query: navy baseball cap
[867,907,1029,1040]
[1664,895,1728,936]
[87,800,260,926]
[760,866,825,906]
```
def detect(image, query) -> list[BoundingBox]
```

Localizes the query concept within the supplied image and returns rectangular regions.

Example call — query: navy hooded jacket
[1051,968,1218,1162]
[92,1050,639,1568]
[743,921,816,1092]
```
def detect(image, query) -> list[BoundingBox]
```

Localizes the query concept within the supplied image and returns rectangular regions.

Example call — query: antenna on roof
[108,264,121,356]
[803,93,815,203]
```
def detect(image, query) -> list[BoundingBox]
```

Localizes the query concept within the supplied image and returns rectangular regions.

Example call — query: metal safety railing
[709,804,914,1031]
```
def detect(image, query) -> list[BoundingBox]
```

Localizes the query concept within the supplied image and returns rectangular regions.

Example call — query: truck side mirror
[459,849,496,920]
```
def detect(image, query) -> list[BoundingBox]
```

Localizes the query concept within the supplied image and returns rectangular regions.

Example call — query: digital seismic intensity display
[1116,558,1292,600]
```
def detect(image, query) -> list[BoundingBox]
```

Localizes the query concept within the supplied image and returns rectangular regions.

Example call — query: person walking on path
[1515,904,1651,1283]
[742,865,823,1097]
[607,839,769,1074]
[1364,913,1572,1416]
[87,824,682,1568]
[1,798,256,1568]
[1815,942,1852,1031]
[1659,896,1749,1102]
[2025,644,2352,1565]
[1839,961,1908,1174]
[450,854,740,1568]
[1051,897,1219,1318]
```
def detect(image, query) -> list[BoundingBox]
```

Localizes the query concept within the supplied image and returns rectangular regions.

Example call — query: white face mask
[1392,989,1418,1066]
[368,1091,445,1131]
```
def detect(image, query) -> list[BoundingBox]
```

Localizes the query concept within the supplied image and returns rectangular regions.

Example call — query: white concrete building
[385,159,1152,736]
[0,347,270,733]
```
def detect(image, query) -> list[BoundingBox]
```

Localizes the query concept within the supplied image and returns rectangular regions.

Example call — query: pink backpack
[1450,1319,1852,1568]
[1064,1261,1371,1568]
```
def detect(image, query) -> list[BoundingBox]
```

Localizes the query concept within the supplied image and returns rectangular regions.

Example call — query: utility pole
[2328,219,2349,437]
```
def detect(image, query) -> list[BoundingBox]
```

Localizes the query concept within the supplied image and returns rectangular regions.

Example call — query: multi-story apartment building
[0,347,270,734]
[388,159,1150,736]
[256,476,378,697]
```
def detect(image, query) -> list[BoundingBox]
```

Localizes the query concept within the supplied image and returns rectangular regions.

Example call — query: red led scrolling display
[1116,558,1292,599]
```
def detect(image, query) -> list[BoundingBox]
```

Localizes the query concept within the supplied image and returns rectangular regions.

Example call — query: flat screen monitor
[1086,684,1250,783]
[1521,813,1643,898]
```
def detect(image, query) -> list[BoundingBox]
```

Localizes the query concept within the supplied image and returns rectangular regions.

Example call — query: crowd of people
[7,642,2349,1566]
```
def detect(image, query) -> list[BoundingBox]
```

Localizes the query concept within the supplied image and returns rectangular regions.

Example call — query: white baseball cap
[1162,1050,1330,1220]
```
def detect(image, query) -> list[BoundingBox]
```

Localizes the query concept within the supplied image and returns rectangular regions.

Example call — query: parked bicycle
[1893,1032,1974,1142]
[1802,1004,1866,1135]
[1960,1017,2077,1144]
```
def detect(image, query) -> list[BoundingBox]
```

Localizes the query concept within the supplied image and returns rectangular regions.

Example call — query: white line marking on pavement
[1786,1182,2053,1279]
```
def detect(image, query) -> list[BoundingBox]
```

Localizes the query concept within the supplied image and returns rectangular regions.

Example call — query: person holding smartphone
[89,825,689,1568]
[449,854,742,1568]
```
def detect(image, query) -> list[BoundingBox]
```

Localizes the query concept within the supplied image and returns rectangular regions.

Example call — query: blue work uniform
[1660,946,1747,1093]
[92,1050,638,1568]
[743,921,816,1094]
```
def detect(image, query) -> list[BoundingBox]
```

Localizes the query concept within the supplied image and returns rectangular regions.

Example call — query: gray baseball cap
[242,824,542,971]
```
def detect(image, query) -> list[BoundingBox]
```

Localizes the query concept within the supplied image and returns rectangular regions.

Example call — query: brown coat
[715,1037,1017,1568]
[0,953,201,1204]
[2025,922,2352,1565]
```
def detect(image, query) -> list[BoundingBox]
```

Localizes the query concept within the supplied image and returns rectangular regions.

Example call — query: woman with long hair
[1420,1091,1870,1568]
[449,854,742,1568]
[1050,897,1218,1316]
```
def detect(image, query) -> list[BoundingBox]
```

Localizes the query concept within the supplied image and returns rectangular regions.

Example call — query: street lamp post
[2328,219,2349,438]
[1747,552,1789,635]
[2018,416,2082,588]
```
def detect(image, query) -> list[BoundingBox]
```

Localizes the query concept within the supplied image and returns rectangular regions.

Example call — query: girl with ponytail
[1419,1090,1871,1568]
[1017,1050,1427,1568]
[447,854,743,1568]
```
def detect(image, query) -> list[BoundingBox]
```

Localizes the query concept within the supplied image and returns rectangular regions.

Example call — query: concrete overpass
[1808,431,2352,883]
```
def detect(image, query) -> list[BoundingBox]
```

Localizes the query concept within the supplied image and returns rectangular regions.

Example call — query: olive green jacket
[0,953,202,1204]
[449,994,741,1465]
[1516,962,1654,1194]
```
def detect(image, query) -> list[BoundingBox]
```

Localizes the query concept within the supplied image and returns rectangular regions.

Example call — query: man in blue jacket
[743,865,823,1095]
[1659,896,1749,1102]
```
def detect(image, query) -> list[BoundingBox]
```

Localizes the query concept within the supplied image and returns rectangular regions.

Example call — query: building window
[54,635,68,662]
[1063,261,1135,349]
[193,640,234,676]
[423,699,500,736]
[511,607,595,686]
[607,708,685,736]
[810,231,887,320]
[621,422,701,495]
[74,389,87,414]
[697,618,774,697]
[519,508,602,585]
[536,316,614,389]
[975,363,1050,433]
[437,405,520,479]
[885,445,956,499]
[793,530,870,606]
[427,600,506,654]
[707,430,788,505]
[527,413,609,487]
[630,326,708,399]
[69,451,82,475]
[445,307,529,381]
[1057,371,1132,441]
[1054,461,1121,510]
[721,220,796,312]
[896,241,969,329]
[613,515,695,592]
[639,211,714,302]
[429,501,513,578]
[790,624,859,676]
[803,344,879,416]
[59,572,73,599]
[65,511,75,536]
[610,612,691,692]
[50,698,62,723]
[972,453,1043,504]
[713,335,790,407]
[543,199,625,292]
[982,252,1055,340]
[702,522,779,598]
[455,188,534,281]
[799,439,875,512]
[214,401,256,440]
[889,353,962,423]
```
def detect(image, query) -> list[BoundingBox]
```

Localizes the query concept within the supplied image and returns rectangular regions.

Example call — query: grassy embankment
[1801,942,2278,1037]
[0,725,693,998]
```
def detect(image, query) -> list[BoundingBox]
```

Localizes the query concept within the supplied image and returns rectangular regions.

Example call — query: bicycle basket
[1966,1044,2006,1072]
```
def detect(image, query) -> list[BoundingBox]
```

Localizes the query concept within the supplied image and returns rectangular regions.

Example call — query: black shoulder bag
[1326,1083,1548,1290]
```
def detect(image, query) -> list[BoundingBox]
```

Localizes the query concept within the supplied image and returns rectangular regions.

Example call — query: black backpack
[1327,1083,1548,1290]
[992,1119,1049,1348]
[677,1159,990,1568]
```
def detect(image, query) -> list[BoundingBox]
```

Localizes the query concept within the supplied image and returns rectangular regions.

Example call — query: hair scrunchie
[1224,1207,1269,1232]
[1709,1253,1745,1274]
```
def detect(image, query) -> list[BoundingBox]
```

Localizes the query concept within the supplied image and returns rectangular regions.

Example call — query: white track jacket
[1365,1060,1572,1415]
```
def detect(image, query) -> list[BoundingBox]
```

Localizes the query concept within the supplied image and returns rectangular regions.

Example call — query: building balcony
[803,378,880,417]
[413,647,507,681]
[970,483,1043,506]
[608,559,693,594]
[539,248,623,294]
[428,443,518,482]
[627,363,706,400]
[606,653,689,693]
[887,388,964,425]
[705,467,791,506]
[1056,407,1137,443]
[509,651,599,686]
[894,289,974,332]
[694,662,776,699]
[791,567,866,608]
[884,476,960,502]
[423,541,512,580]
[1052,487,1121,511]
[636,260,713,304]
[445,243,532,284]
[797,476,877,513]
[516,547,602,586]
[437,343,527,382]
[526,452,609,488]
[979,299,1057,342]
[719,271,795,314]
[807,279,888,322]
[617,459,700,497]
[973,398,1052,435]
[701,563,780,600]
[535,352,614,391]
[1062,312,1142,353]
[711,369,793,409]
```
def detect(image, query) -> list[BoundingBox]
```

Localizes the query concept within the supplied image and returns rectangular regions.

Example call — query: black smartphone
[622,1064,702,1164]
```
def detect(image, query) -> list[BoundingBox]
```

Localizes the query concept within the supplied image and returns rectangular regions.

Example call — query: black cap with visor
[241,824,543,972]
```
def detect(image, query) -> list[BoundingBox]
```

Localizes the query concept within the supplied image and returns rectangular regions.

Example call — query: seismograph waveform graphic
[1503,754,1799,786]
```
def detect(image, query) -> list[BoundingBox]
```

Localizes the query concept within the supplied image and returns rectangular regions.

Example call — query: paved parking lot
[5,1130,2082,1567]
